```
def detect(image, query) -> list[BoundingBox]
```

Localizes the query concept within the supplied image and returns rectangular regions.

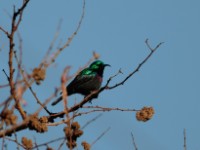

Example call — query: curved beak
[104,64,111,67]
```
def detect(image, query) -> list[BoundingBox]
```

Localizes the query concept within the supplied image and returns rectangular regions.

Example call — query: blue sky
[1,0,200,149]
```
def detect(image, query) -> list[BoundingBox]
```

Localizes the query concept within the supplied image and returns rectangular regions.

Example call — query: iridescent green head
[89,60,110,76]
[89,60,110,69]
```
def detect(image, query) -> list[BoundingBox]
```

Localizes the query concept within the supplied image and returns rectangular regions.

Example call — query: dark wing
[67,73,96,95]
[51,68,97,106]
[51,75,95,106]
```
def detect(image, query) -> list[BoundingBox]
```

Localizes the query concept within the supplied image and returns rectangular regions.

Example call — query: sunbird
[51,60,110,106]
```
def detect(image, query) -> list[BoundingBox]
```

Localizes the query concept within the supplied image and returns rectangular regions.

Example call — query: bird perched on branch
[51,60,110,106]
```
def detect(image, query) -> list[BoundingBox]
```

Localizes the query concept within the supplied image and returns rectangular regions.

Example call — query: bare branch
[145,38,163,51]
[7,0,30,120]
[40,19,63,68]
[44,0,86,68]
[82,106,138,112]
[108,39,164,89]
[14,51,52,115]
[0,119,29,138]
[12,0,30,33]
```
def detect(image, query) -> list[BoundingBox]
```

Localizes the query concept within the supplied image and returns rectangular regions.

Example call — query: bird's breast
[97,75,103,82]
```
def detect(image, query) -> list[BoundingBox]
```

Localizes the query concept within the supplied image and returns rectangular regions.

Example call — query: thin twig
[81,114,103,129]
[33,136,39,150]
[0,80,24,88]
[14,132,20,150]
[60,66,70,117]
[2,69,10,81]
[183,129,187,150]
[13,0,30,32]
[40,19,63,68]
[2,135,5,150]
[8,0,30,120]
[73,106,139,117]
[91,127,111,147]
[45,0,86,67]
[14,51,52,115]
[60,66,72,149]
[34,90,58,116]
[108,39,164,89]
[0,26,9,36]
[15,32,23,83]
[5,137,25,149]
[131,132,138,150]
[47,119,68,126]
[72,106,138,119]
[32,137,65,149]
[83,105,138,112]
[57,138,66,150]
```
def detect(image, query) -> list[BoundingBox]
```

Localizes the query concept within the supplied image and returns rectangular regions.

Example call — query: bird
[51,60,110,106]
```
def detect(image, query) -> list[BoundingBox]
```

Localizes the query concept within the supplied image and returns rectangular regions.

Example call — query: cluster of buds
[28,115,48,133]
[93,51,100,60]
[21,137,33,149]
[81,141,90,150]
[64,122,83,149]
[32,67,46,85]
[0,109,17,126]
[136,106,155,122]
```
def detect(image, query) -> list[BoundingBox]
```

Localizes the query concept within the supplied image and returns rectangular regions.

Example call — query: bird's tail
[51,96,62,106]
